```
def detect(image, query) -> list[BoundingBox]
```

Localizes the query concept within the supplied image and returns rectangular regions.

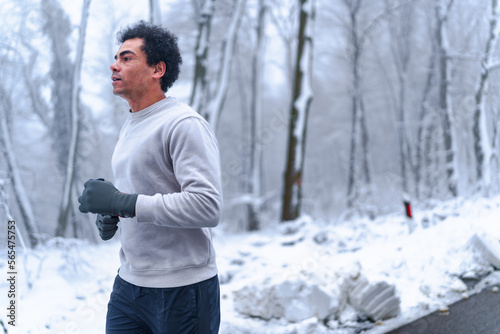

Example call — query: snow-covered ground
[2,195,500,333]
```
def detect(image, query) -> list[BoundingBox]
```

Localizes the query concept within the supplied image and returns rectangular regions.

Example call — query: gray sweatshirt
[111,97,222,288]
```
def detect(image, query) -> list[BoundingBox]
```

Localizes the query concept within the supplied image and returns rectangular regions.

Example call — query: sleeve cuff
[135,194,157,223]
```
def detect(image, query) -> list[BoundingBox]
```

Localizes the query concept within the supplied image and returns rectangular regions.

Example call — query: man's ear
[153,61,166,79]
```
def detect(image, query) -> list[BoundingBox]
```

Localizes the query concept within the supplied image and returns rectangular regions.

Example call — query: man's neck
[128,93,166,113]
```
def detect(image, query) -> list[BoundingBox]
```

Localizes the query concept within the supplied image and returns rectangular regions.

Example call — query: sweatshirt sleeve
[135,117,223,228]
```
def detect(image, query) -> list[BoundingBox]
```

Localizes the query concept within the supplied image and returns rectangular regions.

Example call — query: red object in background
[404,201,412,218]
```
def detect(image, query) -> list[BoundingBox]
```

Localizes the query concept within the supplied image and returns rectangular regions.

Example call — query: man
[78,20,222,334]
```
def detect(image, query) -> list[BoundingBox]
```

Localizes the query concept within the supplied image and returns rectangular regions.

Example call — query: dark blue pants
[106,275,220,334]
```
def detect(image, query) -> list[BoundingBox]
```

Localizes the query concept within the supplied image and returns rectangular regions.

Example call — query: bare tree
[344,0,419,209]
[41,0,73,176]
[189,0,216,113]
[0,83,40,247]
[413,5,438,199]
[55,0,92,237]
[386,0,414,195]
[282,0,315,222]
[472,0,500,194]
[189,0,248,133]
[342,0,372,209]
[246,0,268,230]
[435,0,458,196]
[204,0,248,131]
[269,0,298,82]
[0,174,28,251]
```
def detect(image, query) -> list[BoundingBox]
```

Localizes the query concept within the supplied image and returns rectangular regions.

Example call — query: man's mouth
[112,76,122,83]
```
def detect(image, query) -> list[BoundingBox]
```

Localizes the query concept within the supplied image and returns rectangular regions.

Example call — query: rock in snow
[233,279,338,322]
[469,233,500,269]
[233,275,401,324]
[347,276,401,321]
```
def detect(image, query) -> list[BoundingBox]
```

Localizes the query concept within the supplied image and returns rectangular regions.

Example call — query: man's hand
[78,178,138,218]
[96,214,119,240]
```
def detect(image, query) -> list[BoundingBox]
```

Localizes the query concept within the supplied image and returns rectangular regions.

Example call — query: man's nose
[110,61,120,72]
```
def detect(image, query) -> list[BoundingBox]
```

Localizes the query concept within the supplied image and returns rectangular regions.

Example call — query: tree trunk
[42,0,74,175]
[247,0,267,231]
[345,0,364,208]
[55,0,92,237]
[359,96,371,188]
[149,0,162,25]
[472,0,500,194]
[0,86,40,248]
[415,41,436,199]
[189,0,215,113]
[346,92,359,208]
[435,0,458,197]
[205,0,247,132]
[388,1,414,195]
[282,0,316,222]
[427,122,440,197]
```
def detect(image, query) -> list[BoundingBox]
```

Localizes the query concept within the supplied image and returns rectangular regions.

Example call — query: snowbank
[217,196,500,333]
[2,195,500,333]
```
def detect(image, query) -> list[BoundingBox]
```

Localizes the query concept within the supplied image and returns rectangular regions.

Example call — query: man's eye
[124,57,130,61]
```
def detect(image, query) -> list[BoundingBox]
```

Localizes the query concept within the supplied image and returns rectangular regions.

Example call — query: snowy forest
[2,0,500,332]
[2,0,500,244]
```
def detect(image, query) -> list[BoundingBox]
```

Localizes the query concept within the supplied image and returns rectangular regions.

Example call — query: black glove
[78,178,138,218]
[95,214,119,241]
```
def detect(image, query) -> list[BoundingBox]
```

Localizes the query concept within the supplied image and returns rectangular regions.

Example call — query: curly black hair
[117,20,182,92]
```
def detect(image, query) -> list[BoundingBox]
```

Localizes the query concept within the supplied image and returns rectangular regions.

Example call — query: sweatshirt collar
[128,97,174,120]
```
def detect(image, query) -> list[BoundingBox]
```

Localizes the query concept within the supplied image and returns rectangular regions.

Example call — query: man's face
[110,38,155,101]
